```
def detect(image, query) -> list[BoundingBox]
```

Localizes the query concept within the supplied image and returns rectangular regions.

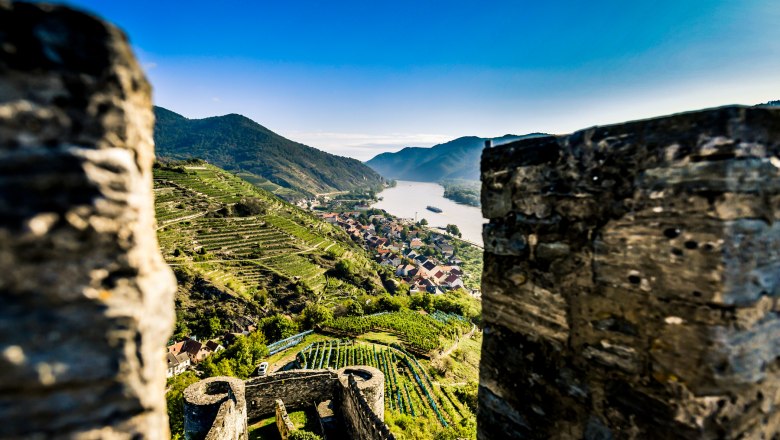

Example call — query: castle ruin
[2,2,780,439]
[478,106,780,439]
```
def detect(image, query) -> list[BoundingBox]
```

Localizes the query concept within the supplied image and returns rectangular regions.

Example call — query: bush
[289,431,323,440]
[300,303,333,329]
[200,331,269,379]
[166,372,199,438]
[260,315,299,342]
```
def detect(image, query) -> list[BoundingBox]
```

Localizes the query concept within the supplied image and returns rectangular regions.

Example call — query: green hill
[153,107,386,201]
[365,134,545,182]
[154,160,388,334]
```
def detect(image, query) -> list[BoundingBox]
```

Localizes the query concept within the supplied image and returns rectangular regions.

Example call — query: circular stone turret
[183,376,247,440]
[337,366,385,420]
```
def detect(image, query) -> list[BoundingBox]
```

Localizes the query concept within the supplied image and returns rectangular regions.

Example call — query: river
[371,180,485,247]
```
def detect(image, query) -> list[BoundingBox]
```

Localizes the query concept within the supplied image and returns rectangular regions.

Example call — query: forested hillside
[154,107,386,201]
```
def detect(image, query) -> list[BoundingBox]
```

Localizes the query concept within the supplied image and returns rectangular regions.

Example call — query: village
[316,208,482,297]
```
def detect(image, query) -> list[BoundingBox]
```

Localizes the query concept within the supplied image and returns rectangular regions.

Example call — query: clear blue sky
[62,0,780,160]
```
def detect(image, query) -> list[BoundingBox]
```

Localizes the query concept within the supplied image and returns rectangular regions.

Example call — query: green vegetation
[295,338,477,439]
[327,309,471,354]
[155,161,387,333]
[441,179,481,207]
[445,223,462,237]
[166,372,199,439]
[154,106,385,200]
[200,331,269,378]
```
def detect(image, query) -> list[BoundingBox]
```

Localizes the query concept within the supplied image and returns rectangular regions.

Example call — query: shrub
[288,431,322,440]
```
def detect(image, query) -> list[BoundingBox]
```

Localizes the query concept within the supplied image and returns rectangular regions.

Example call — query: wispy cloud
[143,62,158,70]
[212,97,221,102]
[284,131,452,161]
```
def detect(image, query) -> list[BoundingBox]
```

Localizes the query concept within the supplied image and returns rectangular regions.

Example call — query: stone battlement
[184,366,392,440]
[478,105,780,439]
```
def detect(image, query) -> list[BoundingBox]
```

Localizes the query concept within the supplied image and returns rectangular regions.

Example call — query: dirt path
[438,324,477,359]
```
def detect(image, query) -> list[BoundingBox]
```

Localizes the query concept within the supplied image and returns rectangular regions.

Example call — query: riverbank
[371,180,485,247]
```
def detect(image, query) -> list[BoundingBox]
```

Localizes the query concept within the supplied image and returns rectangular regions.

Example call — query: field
[325,310,472,354]
[154,162,382,307]
[294,338,477,439]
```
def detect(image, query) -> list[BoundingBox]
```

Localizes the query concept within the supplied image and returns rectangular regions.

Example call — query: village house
[166,352,191,378]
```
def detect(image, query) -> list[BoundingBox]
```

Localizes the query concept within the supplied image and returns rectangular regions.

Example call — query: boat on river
[426,205,443,213]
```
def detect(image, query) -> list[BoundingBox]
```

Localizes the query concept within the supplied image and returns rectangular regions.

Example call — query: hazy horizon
[63,0,780,161]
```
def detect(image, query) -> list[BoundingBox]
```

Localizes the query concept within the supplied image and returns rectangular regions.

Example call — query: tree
[206,316,223,338]
[346,300,364,316]
[419,218,428,226]
[166,372,199,438]
[446,224,461,238]
[300,303,333,329]
[409,293,433,312]
[261,315,299,342]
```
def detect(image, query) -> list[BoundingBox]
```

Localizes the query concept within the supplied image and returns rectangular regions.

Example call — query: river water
[371,180,485,247]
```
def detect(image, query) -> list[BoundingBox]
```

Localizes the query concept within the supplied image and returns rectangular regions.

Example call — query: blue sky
[63,0,780,160]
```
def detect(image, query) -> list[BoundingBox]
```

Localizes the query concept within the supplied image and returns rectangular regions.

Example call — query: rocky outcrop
[0,2,175,438]
[479,106,780,439]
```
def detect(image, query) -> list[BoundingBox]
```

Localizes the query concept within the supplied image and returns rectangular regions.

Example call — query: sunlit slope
[154,161,383,308]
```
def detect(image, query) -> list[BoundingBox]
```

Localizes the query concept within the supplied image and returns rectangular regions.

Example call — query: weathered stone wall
[478,106,780,439]
[185,366,389,439]
[339,374,395,440]
[0,2,175,438]
[183,376,247,440]
[275,399,295,440]
[245,369,340,419]
[338,366,386,422]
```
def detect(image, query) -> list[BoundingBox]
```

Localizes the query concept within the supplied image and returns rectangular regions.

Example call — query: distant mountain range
[365,134,547,182]
[153,107,385,200]
[762,100,780,107]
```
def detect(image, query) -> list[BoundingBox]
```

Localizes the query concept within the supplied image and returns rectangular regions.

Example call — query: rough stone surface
[0,2,175,438]
[245,369,340,419]
[275,399,294,440]
[183,377,247,440]
[185,367,391,440]
[478,105,780,439]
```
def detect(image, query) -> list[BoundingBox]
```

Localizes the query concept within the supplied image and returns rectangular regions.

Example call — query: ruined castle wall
[478,106,780,439]
[0,3,175,438]
[183,376,247,440]
[275,399,295,440]
[244,369,340,419]
[339,374,394,440]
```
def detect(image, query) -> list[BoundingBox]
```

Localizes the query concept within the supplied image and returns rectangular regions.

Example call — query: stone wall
[183,376,247,440]
[185,367,389,439]
[245,369,340,419]
[275,399,295,440]
[478,105,780,439]
[0,2,175,438]
[339,375,395,440]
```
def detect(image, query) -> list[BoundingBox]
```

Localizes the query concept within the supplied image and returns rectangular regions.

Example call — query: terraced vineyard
[325,310,471,354]
[154,162,382,304]
[295,339,475,436]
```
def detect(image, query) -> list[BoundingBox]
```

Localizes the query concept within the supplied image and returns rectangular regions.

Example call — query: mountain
[153,107,385,200]
[365,134,546,182]
[154,160,387,336]
[761,100,780,107]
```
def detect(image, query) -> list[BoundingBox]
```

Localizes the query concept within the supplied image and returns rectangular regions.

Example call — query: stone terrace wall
[244,369,340,419]
[0,2,175,438]
[478,106,780,439]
